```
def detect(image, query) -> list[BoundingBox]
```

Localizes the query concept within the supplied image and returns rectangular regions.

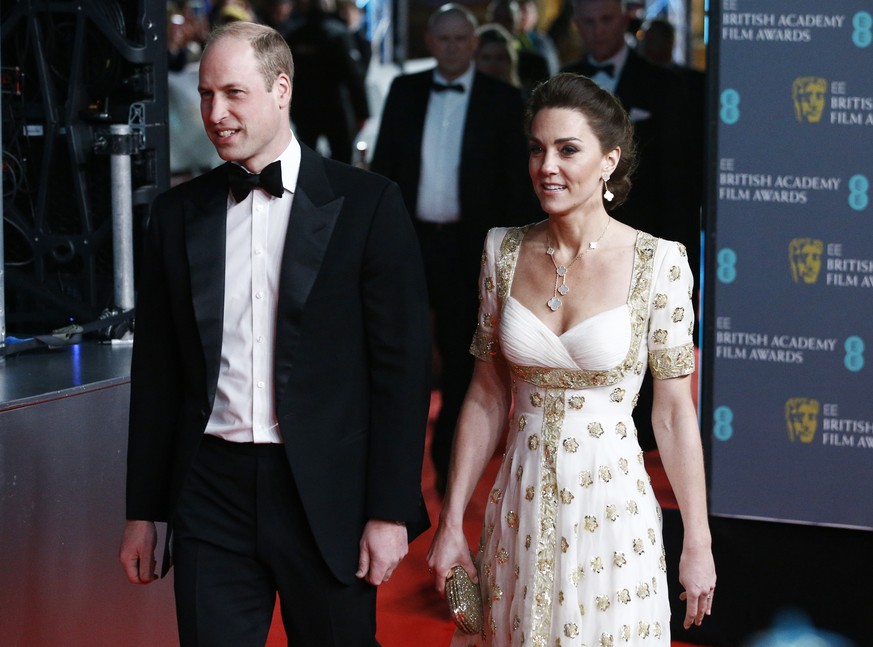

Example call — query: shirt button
[255,291,263,299]
[257,381,265,388]
[255,204,263,213]
[254,248,263,256]
[256,336,264,343]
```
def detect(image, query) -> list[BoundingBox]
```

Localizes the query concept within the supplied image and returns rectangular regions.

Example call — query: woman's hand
[678,543,716,629]
[426,520,477,598]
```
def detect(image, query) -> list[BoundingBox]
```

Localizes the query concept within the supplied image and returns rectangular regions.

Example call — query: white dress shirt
[205,136,301,443]
[415,65,475,224]
[587,45,628,94]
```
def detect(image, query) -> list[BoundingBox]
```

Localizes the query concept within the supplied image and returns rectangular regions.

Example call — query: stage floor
[0,341,132,410]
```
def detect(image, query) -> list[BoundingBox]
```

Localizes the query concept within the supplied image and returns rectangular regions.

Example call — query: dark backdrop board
[1,0,168,335]
[697,2,873,645]
[705,0,872,532]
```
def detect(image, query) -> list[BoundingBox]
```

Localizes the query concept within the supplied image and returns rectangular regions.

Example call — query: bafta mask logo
[785,398,820,443]
[788,238,823,284]
[792,77,827,123]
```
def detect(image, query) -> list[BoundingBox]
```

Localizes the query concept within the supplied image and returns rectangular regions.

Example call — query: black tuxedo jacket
[563,48,698,252]
[126,144,432,584]
[370,69,540,280]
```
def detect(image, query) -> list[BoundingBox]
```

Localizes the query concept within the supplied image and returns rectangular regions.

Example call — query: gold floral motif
[517,465,524,481]
[600,633,614,647]
[621,625,631,640]
[561,537,569,553]
[518,415,527,432]
[637,479,647,494]
[677,242,687,257]
[627,500,639,515]
[525,535,532,550]
[558,591,565,605]
[562,437,579,453]
[570,565,585,584]
[579,471,593,487]
[617,589,631,605]
[652,329,668,345]
[497,548,510,565]
[490,488,503,503]
[589,422,605,438]
[618,457,629,474]
[595,595,611,612]
[484,276,495,293]
[470,327,500,360]
[636,451,644,465]
[613,552,627,567]
[672,307,685,323]
[564,624,579,638]
[528,434,540,451]
[526,486,535,501]
[669,265,681,281]
[599,466,613,483]
[560,489,575,504]
[648,528,657,545]
[584,515,599,533]
[615,421,627,439]
[652,576,658,593]
[654,622,663,638]
[633,538,645,555]
[653,293,667,309]
[636,582,651,599]
[632,392,640,407]
[659,552,667,572]
[610,388,626,403]
[649,342,695,379]
[579,603,586,617]
[605,504,619,521]
[568,395,585,409]
[488,523,495,537]
[491,585,503,601]
[506,511,519,528]
[513,615,521,630]
[590,556,604,573]
[638,621,651,638]
[530,391,544,407]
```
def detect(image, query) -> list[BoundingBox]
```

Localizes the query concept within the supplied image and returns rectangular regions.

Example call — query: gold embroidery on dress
[649,342,695,379]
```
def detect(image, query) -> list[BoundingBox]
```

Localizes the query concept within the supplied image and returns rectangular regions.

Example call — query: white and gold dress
[452,226,695,647]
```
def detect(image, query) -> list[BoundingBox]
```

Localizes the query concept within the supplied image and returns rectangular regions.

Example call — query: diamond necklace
[545,218,611,312]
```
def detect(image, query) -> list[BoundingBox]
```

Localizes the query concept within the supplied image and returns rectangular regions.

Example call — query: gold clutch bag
[445,565,483,635]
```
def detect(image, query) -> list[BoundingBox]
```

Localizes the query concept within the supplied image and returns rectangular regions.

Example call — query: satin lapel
[184,172,228,405]
[460,73,486,176]
[274,146,344,403]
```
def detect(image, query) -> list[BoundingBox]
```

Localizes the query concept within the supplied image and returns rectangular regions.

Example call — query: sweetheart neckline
[506,296,628,339]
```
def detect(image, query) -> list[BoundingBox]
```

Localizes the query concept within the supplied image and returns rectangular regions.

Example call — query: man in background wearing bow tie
[562,0,701,453]
[119,21,431,646]
[371,3,538,496]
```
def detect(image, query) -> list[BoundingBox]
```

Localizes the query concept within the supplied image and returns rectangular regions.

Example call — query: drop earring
[602,173,614,202]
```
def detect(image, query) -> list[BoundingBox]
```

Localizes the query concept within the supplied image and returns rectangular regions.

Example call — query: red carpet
[267,375,701,646]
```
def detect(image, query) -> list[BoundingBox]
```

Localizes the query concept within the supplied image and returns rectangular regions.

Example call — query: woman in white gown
[427,74,716,646]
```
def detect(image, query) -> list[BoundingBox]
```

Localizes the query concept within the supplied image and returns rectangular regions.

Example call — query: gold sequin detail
[470,327,500,359]
[570,565,585,584]
[599,466,613,483]
[560,489,575,504]
[613,552,627,567]
[518,415,527,432]
[621,625,631,640]
[590,556,604,573]
[579,471,593,488]
[595,595,611,611]
[497,548,509,565]
[530,391,544,407]
[490,488,503,503]
[568,395,585,409]
[648,528,657,544]
[615,421,627,439]
[605,504,619,521]
[672,306,685,323]
[506,511,519,528]
[525,535,531,549]
[563,437,579,452]
[636,583,651,599]
[652,329,668,345]
[599,633,614,647]
[564,624,579,638]
[561,537,569,553]
[627,500,639,515]
[633,538,645,555]
[517,465,524,481]
[528,435,540,451]
[618,457,629,474]
[669,265,681,281]
[637,479,647,494]
[610,388,626,403]
[653,293,667,309]
[526,486,535,501]
[589,422,605,438]
[617,589,631,605]
[649,342,695,379]
[483,312,495,329]
[484,276,495,292]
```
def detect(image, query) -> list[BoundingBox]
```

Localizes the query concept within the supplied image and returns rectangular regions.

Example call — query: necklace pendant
[558,284,569,296]
[546,246,555,256]
[556,265,568,277]
[548,296,562,311]
[588,241,598,249]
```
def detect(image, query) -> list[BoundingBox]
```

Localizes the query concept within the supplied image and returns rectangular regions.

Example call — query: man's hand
[355,519,408,586]
[119,520,158,584]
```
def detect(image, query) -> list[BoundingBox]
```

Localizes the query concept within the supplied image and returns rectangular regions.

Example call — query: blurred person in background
[474,23,520,88]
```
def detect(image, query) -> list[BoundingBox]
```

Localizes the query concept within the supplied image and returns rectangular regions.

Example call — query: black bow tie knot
[581,61,615,78]
[226,160,284,202]
[431,81,465,94]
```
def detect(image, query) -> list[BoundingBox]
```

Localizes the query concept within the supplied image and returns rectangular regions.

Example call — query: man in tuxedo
[370,3,538,495]
[562,0,699,450]
[118,21,431,646]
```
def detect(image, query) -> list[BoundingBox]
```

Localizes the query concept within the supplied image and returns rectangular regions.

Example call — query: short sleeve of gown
[647,240,696,379]
[469,228,506,361]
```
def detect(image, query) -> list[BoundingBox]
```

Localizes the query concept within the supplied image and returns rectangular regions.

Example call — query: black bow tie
[581,61,615,78]
[431,81,465,94]
[226,160,284,202]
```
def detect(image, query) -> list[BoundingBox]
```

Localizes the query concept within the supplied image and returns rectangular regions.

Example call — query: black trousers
[414,221,478,488]
[172,435,377,647]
